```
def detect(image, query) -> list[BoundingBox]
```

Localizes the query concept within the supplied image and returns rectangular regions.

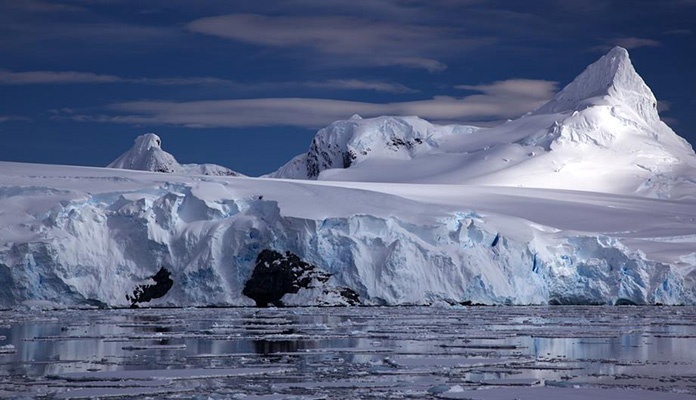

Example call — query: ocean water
[1,306,695,399]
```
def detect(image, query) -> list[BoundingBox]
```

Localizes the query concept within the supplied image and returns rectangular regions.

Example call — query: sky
[0,0,694,176]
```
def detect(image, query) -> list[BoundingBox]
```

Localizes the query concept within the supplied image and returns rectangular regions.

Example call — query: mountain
[1,47,696,309]
[108,133,243,177]
[269,47,696,199]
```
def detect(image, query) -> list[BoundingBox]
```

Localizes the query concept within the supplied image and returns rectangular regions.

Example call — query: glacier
[1,46,696,308]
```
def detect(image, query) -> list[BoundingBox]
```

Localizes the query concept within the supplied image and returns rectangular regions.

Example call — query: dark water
[0,306,695,399]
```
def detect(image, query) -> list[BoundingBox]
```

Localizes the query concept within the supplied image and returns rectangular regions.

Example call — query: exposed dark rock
[548,297,604,306]
[342,150,357,168]
[243,250,360,307]
[457,300,488,306]
[324,287,361,306]
[306,140,359,178]
[243,250,330,307]
[126,267,173,307]
[491,233,500,247]
[615,298,638,306]
[389,135,424,151]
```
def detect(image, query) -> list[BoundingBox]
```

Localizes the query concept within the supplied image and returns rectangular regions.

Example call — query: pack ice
[1,47,696,308]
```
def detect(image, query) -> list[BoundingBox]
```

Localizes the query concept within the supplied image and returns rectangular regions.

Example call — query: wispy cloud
[592,37,662,52]
[0,69,245,86]
[304,79,417,93]
[0,69,123,84]
[0,115,31,123]
[0,69,416,93]
[0,0,87,13]
[186,13,492,71]
[455,79,558,102]
[663,29,692,35]
[612,37,661,49]
[657,100,672,113]
[57,79,557,128]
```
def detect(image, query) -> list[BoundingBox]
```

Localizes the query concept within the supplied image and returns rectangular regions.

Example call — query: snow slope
[1,47,696,308]
[269,47,696,199]
[108,133,243,177]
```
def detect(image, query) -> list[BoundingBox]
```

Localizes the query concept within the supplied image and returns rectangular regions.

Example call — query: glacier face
[1,162,695,308]
[2,47,696,309]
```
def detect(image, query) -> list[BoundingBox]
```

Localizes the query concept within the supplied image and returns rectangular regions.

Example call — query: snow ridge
[267,116,478,179]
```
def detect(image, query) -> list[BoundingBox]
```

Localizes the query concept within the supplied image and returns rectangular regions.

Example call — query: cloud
[0,69,238,86]
[0,69,416,93]
[657,100,671,113]
[0,17,177,50]
[663,29,692,35]
[611,37,661,49]
[455,79,558,101]
[60,78,557,128]
[0,69,123,84]
[591,37,662,52]
[134,77,240,86]
[1,0,87,13]
[187,13,491,71]
[0,115,31,123]
[304,79,417,93]
[661,117,680,127]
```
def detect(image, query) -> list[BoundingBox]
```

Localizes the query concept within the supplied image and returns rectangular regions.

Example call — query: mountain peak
[108,133,243,176]
[134,133,162,150]
[534,46,659,123]
[108,133,178,173]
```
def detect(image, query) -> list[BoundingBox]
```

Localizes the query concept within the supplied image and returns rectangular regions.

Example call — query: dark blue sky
[1,0,694,176]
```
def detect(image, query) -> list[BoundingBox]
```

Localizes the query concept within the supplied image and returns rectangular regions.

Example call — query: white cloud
[663,29,692,35]
[0,115,31,123]
[657,100,671,113]
[455,79,558,100]
[304,79,417,93]
[187,14,491,71]
[612,37,661,49]
[591,37,662,53]
[0,69,241,85]
[2,0,87,13]
[62,79,557,128]
[0,69,123,84]
[0,69,417,94]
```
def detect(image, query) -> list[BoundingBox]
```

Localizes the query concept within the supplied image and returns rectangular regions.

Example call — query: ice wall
[1,177,692,308]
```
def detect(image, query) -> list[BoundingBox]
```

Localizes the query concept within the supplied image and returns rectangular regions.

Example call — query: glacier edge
[1,163,694,308]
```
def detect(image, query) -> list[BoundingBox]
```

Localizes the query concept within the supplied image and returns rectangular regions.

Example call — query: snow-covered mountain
[269,47,696,199]
[108,133,243,177]
[1,47,696,309]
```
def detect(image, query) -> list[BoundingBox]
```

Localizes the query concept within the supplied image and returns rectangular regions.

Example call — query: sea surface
[1,306,695,399]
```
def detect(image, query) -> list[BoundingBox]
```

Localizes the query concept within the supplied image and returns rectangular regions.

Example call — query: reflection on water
[1,306,695,398]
